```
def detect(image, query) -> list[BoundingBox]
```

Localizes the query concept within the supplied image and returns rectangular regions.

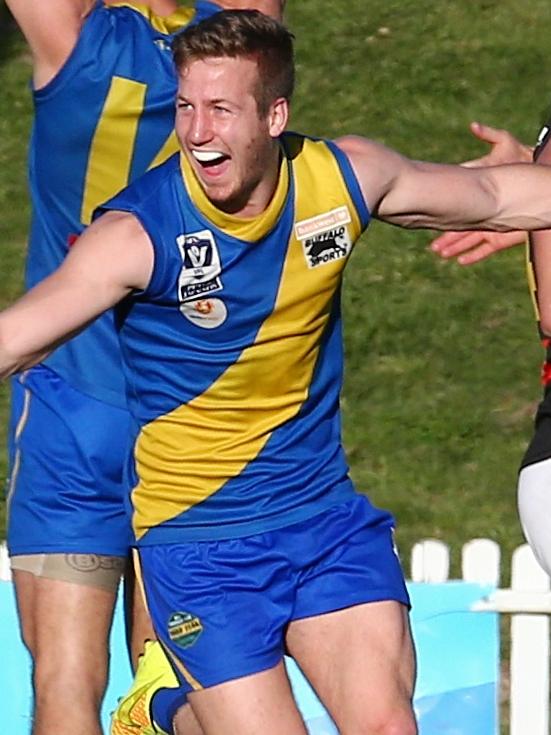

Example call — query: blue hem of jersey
[8,543,130,557]
[40,358,129,409]
[136,486,357,545]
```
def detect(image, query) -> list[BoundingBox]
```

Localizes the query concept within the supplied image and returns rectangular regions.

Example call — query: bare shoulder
[334,134,383,158]
[332,135,407,214]
[69,211,153,291]
[78,210,150,249]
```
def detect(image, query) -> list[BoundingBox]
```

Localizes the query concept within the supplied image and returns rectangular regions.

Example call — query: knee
[32,646,108,705]
[341,707,417,735]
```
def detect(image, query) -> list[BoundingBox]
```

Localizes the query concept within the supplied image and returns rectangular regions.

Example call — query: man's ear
[268,97,288,138]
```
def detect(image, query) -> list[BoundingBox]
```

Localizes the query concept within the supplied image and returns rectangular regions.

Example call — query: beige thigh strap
[10,553,127,593]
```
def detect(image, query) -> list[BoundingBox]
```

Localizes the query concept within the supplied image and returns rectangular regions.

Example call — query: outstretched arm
[430,121,533,264]
[6,0,94,88]
[335,134,551,233]
[0,211,153,378]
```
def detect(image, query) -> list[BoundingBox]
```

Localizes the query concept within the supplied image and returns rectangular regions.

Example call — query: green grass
[0,13,31,534]
[286,0,551,581]
[0,0,550,575]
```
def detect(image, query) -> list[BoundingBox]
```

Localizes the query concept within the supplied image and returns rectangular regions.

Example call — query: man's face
[176,56,284,216]
[218,1,285,22]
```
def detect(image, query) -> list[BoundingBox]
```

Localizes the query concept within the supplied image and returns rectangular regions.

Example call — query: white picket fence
[0,539,550,734]
[411,538,551,735]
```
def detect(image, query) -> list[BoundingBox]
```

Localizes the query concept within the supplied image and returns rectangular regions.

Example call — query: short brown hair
[172,10,295,117]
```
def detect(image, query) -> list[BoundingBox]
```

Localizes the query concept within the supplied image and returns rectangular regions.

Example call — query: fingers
[469,120,506,146]
[430,229,527,265]
[431,231,487,258]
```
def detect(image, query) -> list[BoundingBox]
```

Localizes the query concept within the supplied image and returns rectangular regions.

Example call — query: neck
[233,150,282,219]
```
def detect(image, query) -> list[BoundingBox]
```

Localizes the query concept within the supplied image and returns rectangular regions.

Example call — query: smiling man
[5,9,551,735]
[4,2,284,734]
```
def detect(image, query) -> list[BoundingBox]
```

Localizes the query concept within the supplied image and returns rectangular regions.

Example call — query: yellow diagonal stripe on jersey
[132,138,363,538]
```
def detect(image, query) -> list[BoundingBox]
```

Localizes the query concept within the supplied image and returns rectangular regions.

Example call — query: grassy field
[1,0,551,584]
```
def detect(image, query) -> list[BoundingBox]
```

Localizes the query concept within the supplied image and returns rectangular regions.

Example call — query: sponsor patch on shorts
[168,611,204,648]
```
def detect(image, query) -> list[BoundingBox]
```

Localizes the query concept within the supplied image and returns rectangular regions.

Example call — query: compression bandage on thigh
[10,553,127,592]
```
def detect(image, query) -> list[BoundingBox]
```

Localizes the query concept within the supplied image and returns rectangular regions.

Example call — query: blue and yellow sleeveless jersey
[99,133,371,543]
[27,0,219,407]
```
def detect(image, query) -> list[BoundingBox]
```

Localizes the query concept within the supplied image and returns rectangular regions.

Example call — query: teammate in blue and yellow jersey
[6,9,551,735]
[4,2,284,734]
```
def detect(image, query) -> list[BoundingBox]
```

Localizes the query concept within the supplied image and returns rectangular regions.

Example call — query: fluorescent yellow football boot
[111,640,179,735]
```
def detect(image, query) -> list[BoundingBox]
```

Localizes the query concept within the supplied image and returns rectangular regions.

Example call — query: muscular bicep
[335,135,495,231]
[0,211,154,377]
[337,135,551,234]
[6,0,92,87]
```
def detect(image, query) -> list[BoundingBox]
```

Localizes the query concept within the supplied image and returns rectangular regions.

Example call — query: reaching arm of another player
[460,121,533,168]
[6,0,94,88]
[0,212,154,378]
[430,121,532,264]
[430,229,527,265]
[336,135,551,233]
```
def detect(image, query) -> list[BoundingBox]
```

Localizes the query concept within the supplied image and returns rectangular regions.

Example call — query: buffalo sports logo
[295,206,352,268]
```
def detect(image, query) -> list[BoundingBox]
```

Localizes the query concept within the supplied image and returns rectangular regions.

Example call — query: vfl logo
[168,611,204,649]
[176,230,223,302]
[303,225,352,268]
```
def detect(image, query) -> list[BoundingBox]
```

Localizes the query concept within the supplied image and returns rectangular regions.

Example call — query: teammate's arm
[6,0,96,88]
[0,212,154,377]
[336,135,551,233]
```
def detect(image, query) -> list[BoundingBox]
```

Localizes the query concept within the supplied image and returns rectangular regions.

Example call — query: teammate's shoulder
[105,1,196,35]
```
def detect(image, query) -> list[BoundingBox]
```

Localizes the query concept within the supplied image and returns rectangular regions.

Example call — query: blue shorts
[6,365,133,557]
[138,494,409,700]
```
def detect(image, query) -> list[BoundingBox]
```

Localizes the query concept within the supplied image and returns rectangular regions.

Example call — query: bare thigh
[13,567,118,735]
[186,661,308,735]
[286,601,417,735]
[14,567,117,679]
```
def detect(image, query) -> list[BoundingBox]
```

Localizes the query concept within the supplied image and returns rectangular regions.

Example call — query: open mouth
[191,149,230,169]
